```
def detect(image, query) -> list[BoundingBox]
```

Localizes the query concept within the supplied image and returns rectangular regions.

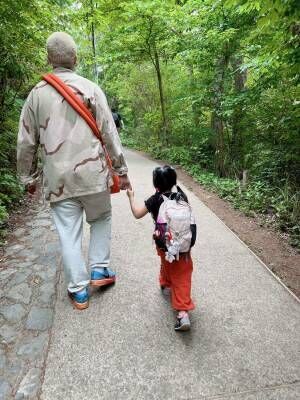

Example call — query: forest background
[0,0,299,247]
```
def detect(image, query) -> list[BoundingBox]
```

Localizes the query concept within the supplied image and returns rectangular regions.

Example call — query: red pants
[157,248,195,311]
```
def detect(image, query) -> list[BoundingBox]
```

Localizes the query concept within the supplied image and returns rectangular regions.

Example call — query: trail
[8,149,300,400]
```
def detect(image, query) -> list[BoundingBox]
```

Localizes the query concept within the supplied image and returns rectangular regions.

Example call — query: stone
[15,261,34,269]
[15,368,41,399]
[7,243,25,251]
[7,283,32,305]
[34,268,56,282]
[35,255,57,269]
[0,304,26,323]
[31,229,47,239]
[29,275,43,287]
[0,349,6,369]
[45,242,59,256]
[0,268,17,280]
[32,264,46,272]
[0,324,19,344]
[16,250,39,262]
[7,270,31,287]
[6,361,24,383]
[5,244,25,257]
[39,282,56,304]
[36,212,50,219]
[30,239,45,250]
[26,307,53,331]
[0,379,11,400]
[17,333,48,359]
[14,228,26,238]
[34,266,57,280]
[35,220,51,227]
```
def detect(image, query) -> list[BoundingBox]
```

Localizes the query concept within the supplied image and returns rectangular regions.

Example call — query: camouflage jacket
[17,67,128,203]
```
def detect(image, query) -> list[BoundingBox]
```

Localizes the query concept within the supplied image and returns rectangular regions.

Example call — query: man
[111,107,124,133]
[17,32,131,310]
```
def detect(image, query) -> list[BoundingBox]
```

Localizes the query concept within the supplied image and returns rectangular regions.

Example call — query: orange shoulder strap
[42,73,104,146]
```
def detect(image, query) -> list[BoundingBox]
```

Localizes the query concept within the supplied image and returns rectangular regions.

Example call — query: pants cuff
[90,265,109,272]
[68,280,90,293]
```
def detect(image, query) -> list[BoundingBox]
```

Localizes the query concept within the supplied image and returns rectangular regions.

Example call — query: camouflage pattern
[17,67,128,202]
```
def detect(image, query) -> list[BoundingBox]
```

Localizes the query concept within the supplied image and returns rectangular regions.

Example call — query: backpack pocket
[153,222,168,250]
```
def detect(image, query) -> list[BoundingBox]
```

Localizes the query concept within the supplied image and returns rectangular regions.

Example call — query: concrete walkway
[41,149,300,400]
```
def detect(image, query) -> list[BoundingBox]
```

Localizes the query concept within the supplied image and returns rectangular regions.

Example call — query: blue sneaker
[90,267,116,287]
[68,288,89,310]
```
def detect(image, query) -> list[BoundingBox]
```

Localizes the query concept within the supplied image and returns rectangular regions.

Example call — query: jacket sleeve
[92,87,128,176]
[17,90,39,186]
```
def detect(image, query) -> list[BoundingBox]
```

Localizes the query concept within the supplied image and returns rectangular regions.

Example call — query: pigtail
[176,185,188,203]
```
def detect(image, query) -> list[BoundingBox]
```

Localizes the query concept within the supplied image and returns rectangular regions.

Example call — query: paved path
[2,149,299,399]
[41,150,300,400]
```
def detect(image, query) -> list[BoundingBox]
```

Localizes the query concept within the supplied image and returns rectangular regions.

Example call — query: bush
[122,130,299,249]
[0,170,24,208]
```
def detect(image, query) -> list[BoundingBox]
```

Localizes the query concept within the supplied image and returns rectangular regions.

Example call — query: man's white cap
[47,32,77,69]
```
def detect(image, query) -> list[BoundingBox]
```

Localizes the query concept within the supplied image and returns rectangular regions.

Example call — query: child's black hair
[153,165,188,202]
[153,165,176,192]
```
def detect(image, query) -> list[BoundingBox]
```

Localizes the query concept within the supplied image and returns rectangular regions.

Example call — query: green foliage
[0,171,24,209]
[122,132,299,247]
[0,0,71,237]
[0,169,24,242]
[0,0,298,247]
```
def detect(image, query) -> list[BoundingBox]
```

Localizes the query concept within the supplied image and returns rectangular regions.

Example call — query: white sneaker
[174,311,191,331]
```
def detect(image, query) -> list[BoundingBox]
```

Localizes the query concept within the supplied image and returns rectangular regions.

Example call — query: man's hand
[119,174,132,191]
[26,182,37,195]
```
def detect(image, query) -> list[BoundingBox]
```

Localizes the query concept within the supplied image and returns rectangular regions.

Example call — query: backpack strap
[161,194,170,202]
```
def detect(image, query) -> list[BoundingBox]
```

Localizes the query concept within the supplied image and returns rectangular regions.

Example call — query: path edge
[127,148,300,304]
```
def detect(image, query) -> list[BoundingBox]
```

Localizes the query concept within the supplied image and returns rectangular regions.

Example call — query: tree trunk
[231,55,247,172]
[153,44,168,144]
[188,64,201,128]
[211,53,229,177]
[90,0,98,83]
[0,78,6,123]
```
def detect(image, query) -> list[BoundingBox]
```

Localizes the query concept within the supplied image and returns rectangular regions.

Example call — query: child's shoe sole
[90,277,116,287]
[174,322,191,331]
[174,314,191,331]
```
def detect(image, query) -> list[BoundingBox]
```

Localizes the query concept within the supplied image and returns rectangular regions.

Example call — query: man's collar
[53,67,75,73]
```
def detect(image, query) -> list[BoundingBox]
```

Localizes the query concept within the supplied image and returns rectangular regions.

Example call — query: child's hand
[126,189,134,199]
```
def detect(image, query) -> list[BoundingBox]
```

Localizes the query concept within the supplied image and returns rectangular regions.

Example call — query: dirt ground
[137,151,300,299]
[178,168,300,299]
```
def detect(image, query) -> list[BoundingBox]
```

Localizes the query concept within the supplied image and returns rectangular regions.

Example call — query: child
[127,165,195,331]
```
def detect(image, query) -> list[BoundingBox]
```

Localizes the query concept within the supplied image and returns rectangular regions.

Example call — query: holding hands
[126,185,148,219]
[126,188,134,199]
[119,174,132,191]
[25,182,37,195]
